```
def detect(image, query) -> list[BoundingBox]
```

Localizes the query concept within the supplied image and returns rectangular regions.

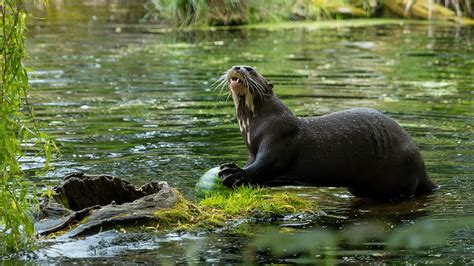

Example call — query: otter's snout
[227,66,252,96]
[225,65,271,99]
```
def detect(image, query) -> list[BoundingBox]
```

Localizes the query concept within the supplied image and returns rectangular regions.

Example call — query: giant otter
[216,66,437,200]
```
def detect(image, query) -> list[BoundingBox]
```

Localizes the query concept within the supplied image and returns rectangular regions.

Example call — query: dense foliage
[149,0,473,26]
[0,0,54,253]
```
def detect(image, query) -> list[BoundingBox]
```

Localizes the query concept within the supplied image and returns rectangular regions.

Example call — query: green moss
[152,186,315,232]
[153,190,226,231]
[153,199,194,229]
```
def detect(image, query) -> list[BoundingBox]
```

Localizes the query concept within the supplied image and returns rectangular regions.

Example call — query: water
[17,3,474,264]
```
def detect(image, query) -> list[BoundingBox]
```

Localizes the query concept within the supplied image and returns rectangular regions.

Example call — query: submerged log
[35,173,180,237]
[385,0,455,19]
[385,0,474,24]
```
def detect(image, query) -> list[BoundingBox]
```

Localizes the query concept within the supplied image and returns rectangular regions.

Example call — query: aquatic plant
[0,0,56,253]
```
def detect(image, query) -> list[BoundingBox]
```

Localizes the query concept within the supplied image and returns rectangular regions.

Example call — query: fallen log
[35,173,179,237]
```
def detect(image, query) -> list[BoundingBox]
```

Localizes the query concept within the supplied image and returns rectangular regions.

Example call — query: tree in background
[0,0,55,253]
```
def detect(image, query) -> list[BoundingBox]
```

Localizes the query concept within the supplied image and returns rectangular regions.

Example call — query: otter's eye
[244,67,253,72]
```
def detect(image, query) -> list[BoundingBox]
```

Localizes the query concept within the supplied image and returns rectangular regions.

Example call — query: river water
[15,3,474,264]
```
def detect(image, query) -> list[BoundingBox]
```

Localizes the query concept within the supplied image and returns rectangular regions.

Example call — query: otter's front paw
[218,163,247,188]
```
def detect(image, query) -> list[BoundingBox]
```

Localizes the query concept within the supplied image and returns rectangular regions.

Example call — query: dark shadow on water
[347,194,436,220]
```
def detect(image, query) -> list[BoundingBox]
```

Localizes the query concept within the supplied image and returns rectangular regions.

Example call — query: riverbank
[26,0,474,28]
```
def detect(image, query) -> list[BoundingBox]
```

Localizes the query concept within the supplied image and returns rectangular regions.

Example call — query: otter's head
[225,66,273,97]
[216,66,273,114]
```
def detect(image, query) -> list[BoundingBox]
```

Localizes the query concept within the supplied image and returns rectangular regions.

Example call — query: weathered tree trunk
[35,173,180,237]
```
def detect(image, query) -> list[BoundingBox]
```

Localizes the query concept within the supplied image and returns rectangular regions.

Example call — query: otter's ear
[268,83,273,93]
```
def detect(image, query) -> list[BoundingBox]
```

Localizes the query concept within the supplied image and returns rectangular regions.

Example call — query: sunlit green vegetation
[200,186,314,217]
[150,0,473,26]
[151,186,315,231]
[0,0,55,253]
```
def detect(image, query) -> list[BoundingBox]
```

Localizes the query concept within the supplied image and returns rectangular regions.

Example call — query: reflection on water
[20,3,474,264]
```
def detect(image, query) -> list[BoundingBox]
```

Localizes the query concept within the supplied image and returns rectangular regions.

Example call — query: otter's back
[288,108,420,185]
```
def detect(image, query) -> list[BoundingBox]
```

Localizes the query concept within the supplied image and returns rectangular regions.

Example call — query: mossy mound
[153,191,227,231]
[154,186,315,231]
[37,174,315,237]
[199,186,314,218]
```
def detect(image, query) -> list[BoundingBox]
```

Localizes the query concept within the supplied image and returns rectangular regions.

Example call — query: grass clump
[199,186,314,219]
[153,186,314,231]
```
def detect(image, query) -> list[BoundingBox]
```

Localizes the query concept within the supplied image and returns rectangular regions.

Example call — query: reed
[150,0,473,26]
